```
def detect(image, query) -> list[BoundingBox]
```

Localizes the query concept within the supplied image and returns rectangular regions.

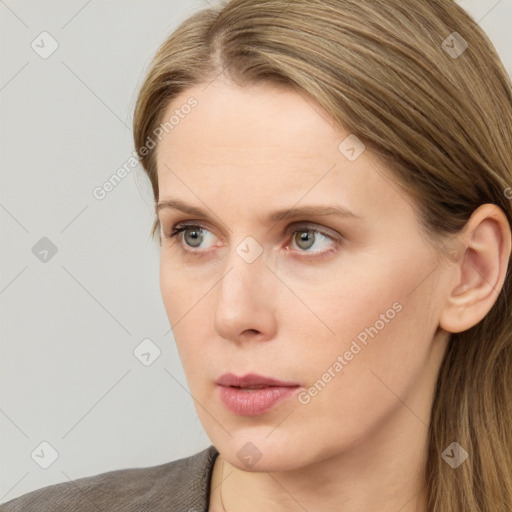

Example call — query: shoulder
[0,445,219,512]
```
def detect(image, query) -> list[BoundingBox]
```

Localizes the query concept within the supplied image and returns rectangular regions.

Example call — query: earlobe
[439,204,512,334]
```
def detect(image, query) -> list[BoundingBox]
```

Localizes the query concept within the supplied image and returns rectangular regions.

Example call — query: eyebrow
[156,198,362,223]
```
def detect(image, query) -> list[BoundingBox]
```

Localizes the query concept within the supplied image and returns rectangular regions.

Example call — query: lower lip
[218,385,299,416]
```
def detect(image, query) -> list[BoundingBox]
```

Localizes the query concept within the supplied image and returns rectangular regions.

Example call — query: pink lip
[215,373,300,388]
[216,373,300,416]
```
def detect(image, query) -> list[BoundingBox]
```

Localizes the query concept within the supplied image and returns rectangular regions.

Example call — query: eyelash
[164,221,342,260]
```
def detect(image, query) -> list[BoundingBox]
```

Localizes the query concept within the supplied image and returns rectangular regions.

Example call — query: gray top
[0,445,219,512]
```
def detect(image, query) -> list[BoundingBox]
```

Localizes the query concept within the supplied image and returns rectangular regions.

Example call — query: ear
[439,203,511,334]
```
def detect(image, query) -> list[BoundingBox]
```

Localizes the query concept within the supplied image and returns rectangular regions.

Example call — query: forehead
[156,79,342,168]
[154,79,417,231]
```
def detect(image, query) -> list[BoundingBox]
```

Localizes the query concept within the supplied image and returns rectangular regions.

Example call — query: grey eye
[294,230,316,250]
[183,227,205,248]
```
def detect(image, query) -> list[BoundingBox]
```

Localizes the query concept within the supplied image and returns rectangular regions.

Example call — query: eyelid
[167,220,341,239]
[288,222,342,241]
[167,220,221,242]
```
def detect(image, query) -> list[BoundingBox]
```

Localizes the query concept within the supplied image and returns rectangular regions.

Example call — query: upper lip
[215,373,300,388]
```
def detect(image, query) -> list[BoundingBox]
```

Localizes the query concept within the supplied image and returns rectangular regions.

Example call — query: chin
[214,430,315,473]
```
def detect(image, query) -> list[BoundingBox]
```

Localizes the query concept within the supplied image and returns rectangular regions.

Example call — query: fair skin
[154,78,511,512]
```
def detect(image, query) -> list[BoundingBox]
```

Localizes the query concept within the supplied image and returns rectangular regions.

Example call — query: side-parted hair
[133,1,512,510]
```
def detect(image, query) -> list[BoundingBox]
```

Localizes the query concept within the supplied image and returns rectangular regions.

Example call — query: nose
[212,245,277,344]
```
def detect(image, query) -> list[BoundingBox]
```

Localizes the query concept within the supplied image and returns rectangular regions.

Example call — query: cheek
[291,251,440,430]
[159,254,207,323]
[159,259,204,363]
[159,256,226,387]
[290,246,435,373]
[304,302,435,456]
[281,251,419,353]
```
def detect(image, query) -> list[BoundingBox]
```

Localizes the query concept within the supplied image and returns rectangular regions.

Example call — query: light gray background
[1,0,511,503]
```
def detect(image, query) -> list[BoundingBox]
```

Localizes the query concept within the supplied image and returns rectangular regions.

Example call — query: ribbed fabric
[0,445,219,512]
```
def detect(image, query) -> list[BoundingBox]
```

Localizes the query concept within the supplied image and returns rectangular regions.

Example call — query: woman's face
[155,78,452,472]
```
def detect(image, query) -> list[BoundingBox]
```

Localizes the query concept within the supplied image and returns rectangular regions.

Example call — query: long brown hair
[132,1,512,509]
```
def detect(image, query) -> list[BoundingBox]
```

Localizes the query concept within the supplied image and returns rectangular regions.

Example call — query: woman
[2,0,511,511]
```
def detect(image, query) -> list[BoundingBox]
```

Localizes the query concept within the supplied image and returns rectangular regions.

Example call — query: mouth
[215,372,300,388]
[230,385,277,391]
[215,373,301,416]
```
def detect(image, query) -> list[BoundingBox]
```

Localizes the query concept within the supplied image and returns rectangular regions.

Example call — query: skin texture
[155,77,511,512]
